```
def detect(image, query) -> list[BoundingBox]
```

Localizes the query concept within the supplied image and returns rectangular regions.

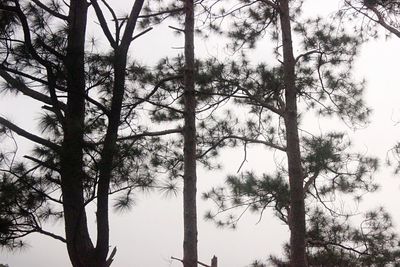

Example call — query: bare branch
[90,0,117,48]
[36,37,65,59]
[31,0,68,20]
[105,246,117,267]
[303,171,319,194]
[123,74,182,122]
[0,66,65,91]
[139,7,184,18]
[131,27,153,41]
[99,0,120,44]
[170,256,212,267]
[85,95,110,116]
[23,155,60,173]
[260,0,279,10]
[120,0,145,48]
[345,0,400,38]
[117,128,182,142]
[368,5,400,38]
[295,49,322,63]
[198,135,286,159]
[36,228,66,243]
[0,116,60,151]
[307,239,370,256]
[171,256,184,264]
[133,75,183,108]
[169,25,185,33]
[0,2,53,68]
[0,69,66,110]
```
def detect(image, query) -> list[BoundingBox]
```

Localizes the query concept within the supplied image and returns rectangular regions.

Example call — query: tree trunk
[183,0,198,265]
[61,0,97,266]
[95,0,145,264]
[278,1,307,266]
[61,1,145,266]
[211,256,218,267]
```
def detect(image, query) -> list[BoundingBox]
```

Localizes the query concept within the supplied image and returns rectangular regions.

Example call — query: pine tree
[199,0,375,266]
[343,0,400,38]
[0,1,180,266]
[183,0,198,265]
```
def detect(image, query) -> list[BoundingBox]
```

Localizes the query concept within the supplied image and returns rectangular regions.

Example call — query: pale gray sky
[1,0,400,266]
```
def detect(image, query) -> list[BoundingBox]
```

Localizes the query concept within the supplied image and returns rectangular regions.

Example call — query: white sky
[1,0,400,266]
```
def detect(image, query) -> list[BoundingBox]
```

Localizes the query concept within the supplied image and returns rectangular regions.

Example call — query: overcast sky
[1,0,400,266]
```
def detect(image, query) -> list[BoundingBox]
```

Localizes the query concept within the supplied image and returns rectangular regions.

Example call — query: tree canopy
[1,0,400,266]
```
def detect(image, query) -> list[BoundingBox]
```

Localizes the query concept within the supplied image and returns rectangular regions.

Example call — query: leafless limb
[31,0,68,20]
[0,69,67,110]
[0,116,60,151]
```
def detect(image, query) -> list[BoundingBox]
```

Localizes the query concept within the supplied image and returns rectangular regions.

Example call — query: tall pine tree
[0,0,181,265]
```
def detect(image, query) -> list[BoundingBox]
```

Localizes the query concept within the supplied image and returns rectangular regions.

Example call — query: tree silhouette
[0,0,180,265]
[199,0,377,265]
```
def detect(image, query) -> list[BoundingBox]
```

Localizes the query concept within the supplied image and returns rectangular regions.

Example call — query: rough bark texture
[183,0,198,265]
[278,1,307,266]
[61,1,95,266]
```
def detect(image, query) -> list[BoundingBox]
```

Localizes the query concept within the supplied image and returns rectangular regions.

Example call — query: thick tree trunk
[61,1,145,266]
[278,1,307,266]
[61,1,97,266]
[183,0,198,265]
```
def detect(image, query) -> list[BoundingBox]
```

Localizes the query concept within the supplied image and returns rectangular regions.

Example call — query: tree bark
[183,0,198,265]
[211,256,218,267]
[95,0,144,263]
[61,1,96,266]
[278,1,307,266]
[0,1,146,266]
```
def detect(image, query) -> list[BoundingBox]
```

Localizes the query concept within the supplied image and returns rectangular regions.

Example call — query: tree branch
[138,7,184,18]
[105,246,117,267]
[345,0,400,38]
[368,4,400,38]
[295,49,322,63]
[0,66,66,91]
[99,0,120,44]
[36,37,65,59]
[31,0,68,20]
[120,0,145,49]
[131,75,183,108]
[170,256,213,267]
[23,155,60,173]
[85,94,110,116]
[0,116,60,151]
[260,0,279,10]
[225,135,286,151]
[198,135,286,159]
[131,27,153,41]
[36,228,66,243]
[303,170,319,194]
[308,239,370,256]
[0,2,53,68]
[90,0,117,48]
[117,128,182,142]
[0,68,67,110]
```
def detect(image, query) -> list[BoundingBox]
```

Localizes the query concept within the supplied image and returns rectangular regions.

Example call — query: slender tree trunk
[61,1,96,266]
[95,0,145,264]
[94,49,128,267]
[183,0,198,265]
[279,1,307,266]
